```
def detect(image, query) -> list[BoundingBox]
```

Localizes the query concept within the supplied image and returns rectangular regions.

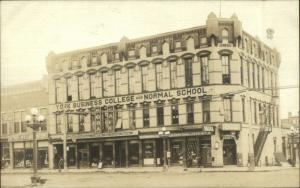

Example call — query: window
[184,58,193,87]
[66,77,72,101]
[14,112,20,133]
[56,114,62,133]
[128,68,135,94]
[223,98,232,122]
[170,61,177,88]
[129,107,136,129]
[201,56,209,85]
[240,57,244,85]
[242,98,246,122]
[115,70,122,95]
[21,111,27,132]
[79,115,85,132]
[101,107,114,132]
[271,72,274,95]
[152,46,158,53]
[115,106,122,130]
[222,56,230,84]
[55,79,61,103]
[252,63,256,88]
[67,114,73,132]
[202,100,210,123]
[175,41,181,49]
[247,62,251,87]
[72,60,79,69]
[222,29,229,44]
[155,64,163,90]
[92,56,97,65]
[39,108,47,131]
[1,123,7,135]
[141,65,149,91]
[102,72,109,97]
[157,106,164,126]
[89,74,96,98]
[143,105,150,128]
[254,101,257,124]
[244,38,248,52]
[187,103,194,124]
[262,67,265,92]
[257,65,260,89]
[171,103,179,125]
[78,76,84,100]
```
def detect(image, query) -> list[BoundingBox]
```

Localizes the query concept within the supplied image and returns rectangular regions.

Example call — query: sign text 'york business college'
[56,87,207,111]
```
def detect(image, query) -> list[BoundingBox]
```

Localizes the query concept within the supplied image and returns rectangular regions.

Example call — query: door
[67,145,76,168]
[170,140,184,165]
[186,138,199,167]
[223,139,237,165]
[115,141,126,167]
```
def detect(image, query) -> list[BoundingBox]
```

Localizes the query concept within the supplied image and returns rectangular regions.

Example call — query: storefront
[1,142,10,168]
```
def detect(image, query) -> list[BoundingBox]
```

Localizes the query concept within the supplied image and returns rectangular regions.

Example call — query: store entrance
[170,140,184,165]
[103,143,113,167]
[115,141,126,167]
[199,139,212,167]
[78,143,89,168]
[186,138,199,167]
[223,139,237,165]
[53,144,63,169]
[67,145,76,168]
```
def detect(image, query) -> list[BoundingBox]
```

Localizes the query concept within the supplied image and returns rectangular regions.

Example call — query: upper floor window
[92,56,98,65]
[14,112,21,133]
[155,63,163,90]
[223,98,232,122]
[56,114,62,133]
[143,105,150,128]
[152,46,158,54]
[40,108,47,131]
[89,74,96,99]
[67,114,73,133]
[221,56,230,84]
[115,70,122,95]
[72,60,79,69]
[171,103,179,125]
[170,61,177,89]
[200,56,209,85]
[101,106,114,132]
[21,111,27,132]
[129,106,136,129]
[222,29,229,44]
[55,79,61,103]
[175,41,181,49]
[78,76,84,100]
[141,65,149,92]
[202,99,210,123]
[157,105,164,126]
[128,68,135,94]
[240,57,244,86]
[79,115,85,132]
[115,106,123,130]
[247,62,251,87]
[252,63,256,88]
[244,38,248,52]
[102,72,109,97]
[187,102,194,124]
[257,65,260,89]
[184,58,193,87]
[66,77,72,102]
[1,123,7,135]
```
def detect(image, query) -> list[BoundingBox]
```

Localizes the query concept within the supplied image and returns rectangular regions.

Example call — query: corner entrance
[223,139,237,165]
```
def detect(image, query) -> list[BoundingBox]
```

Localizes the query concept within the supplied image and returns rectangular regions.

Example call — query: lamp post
[289,126,296,167]
[158,127,170,168]
[25,108,45,186]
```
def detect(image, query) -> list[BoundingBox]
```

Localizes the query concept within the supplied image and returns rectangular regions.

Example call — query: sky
[1,1,299,118]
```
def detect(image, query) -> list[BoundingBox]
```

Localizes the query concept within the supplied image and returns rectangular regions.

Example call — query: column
[75,143,78,169]
[99,143,103,162]
[9,142,14,169]
[163,138,167,167]
[112,142,116,168]
[211,129,223,167]
[183,137,187,167]
[48,143,54,169]
[139,140,143,167]
[153,141,157,166]
[125,140,129,167]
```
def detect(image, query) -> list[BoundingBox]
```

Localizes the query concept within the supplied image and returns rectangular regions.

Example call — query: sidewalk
[1,165,298,174]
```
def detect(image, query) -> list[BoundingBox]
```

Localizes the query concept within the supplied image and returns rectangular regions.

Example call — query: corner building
[46,13,283,169]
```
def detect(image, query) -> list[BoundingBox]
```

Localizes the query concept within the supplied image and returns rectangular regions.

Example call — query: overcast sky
[1,1,299,118]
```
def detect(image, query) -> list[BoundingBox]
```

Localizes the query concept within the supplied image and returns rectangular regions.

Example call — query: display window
[143,141,155,165]
[24,149,33,168]
[170,140,184,165]
[67,145,76,167]
[1,143,10,168]
[103,143,113,167]
[38,148,49,168]
[128,141,139,166]
[14,149,25,168]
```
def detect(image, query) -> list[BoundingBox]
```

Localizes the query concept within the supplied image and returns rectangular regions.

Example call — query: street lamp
[25,107,45,186]
[158,127,170,168]
[289,126,296,167]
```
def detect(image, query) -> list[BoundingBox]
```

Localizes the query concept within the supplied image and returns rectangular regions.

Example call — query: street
[1,168,299,188]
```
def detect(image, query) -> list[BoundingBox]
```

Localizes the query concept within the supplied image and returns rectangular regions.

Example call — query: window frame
[221,55,231,84]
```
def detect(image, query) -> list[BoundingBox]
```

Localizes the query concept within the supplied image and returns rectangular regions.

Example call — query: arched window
[222,29,229,44]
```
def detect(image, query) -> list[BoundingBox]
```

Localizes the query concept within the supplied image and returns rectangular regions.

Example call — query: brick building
[1,78,49,169]
[1,12,285,169]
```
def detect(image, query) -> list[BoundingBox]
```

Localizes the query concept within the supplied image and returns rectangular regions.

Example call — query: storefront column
[125,140,129,167]
[75,143,78,169]
[99,143,103,162]
[183,137,187,168]
[139,140,143,167]
[63,140,67,169]
[167,138,171,166]
[211,129,223,167]
[112,142,116,168]
[9,142,14,169]
[153,141,157,166]
[48,144,54,169]
[163,138,167,167]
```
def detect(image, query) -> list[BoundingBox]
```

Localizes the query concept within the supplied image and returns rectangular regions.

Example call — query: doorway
[53,144,63,169]
[115,141,126,167]
[223,139,237,165]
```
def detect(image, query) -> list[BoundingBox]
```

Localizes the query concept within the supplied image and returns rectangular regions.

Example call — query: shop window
[222,29,229,44]
[115,69,122,95]
[89,74,96,99]
[171,141,184,165]
[184,58,193,87]
[128,142,139,165]
[1,123,7,134]
[66,77,72,101]
[67,114,73,133]
[157,106,164,126]
[143,105,150,128]
[103,144,113,166]
[128,68,135,94]
[200,56,209,85]
[155,63,163,90]
[141,65,149,92]
[25,148,33,168]
[187,103,194,124]
[129,107,136,129]
[223,98,232,122]
[55,79,61,103]
[102,71,109,97]
[202,100,210,123]
[56,114,62,133]
[14,149,25,168]
[143,142,155,159]
[222,55,230,84]
[1,144,10,168]
[78,76,84,100]
[171,103,179,125]
[170,61,177,89]
[14,122,20,133]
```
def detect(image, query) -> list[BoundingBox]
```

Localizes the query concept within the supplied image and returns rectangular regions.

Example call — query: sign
[168,131,211,138]
[8,132,48,142]
[222,135,236,140]
[203,125,214,132]
[221,123,241,131]
[67,130,139,140]
[167,151,171,158]
[54,87,207,111]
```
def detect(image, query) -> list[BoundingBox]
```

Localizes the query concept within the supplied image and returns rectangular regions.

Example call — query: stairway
[254,127,271,166]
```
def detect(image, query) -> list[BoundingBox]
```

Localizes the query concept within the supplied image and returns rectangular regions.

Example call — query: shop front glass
[223,139,237,165]
[128,142,139,166]
[1,143,10,168]
[170,140,184,165]
[67,145,76,167]
[24,149,33,168]
[78,143,89,168]
[90,144,99,168]
[199,138,212,166]
[186,137,199,167]
[143,141,155,166]
[103,143,113,167]
[38,148,49,168]
[14,149,25,168]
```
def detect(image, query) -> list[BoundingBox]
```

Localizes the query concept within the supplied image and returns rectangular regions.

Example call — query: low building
[1,78,49,169]
[44,12,284,169]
